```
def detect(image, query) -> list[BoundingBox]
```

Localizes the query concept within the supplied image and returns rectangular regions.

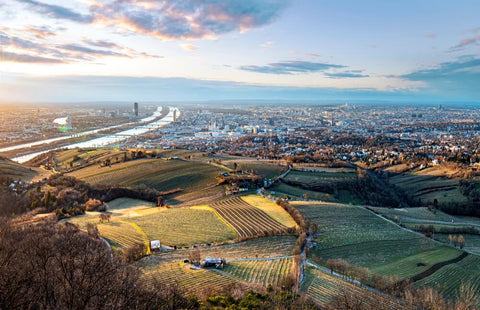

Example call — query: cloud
[59,44,126,57]
[2,75,448,103]
[289,51,320,57]
[23,25,57,38]
[400,56,480,96]
[261,40,274,48]
[16,0,93,23]
[325,72,369,79]
[0,30,162,63]
[451,34,480,50]
[16,0,289,40]
[0,51,64,63]
[425,34,437,39]
[180,43,199,51]
[240,61,345,74]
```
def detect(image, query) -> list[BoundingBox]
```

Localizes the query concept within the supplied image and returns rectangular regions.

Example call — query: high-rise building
[134,102,139,117]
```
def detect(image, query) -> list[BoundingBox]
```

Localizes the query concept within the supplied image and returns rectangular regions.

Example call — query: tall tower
[173,109,177,122]
[134,102,139,117]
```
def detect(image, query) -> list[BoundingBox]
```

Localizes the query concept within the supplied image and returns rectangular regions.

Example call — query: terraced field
[292,202,459,280]
[209,196,289,238]
[303,267,407,309]
[0,157,39,181]
[415,255,480,304]
[389,173,468,206]
[69,159,222,191]
[128,207,237,247]
[224,160,284,178]
[240,195,298,228]
[284,170,357,187]
[68,200,237,248]
[198,235,297,259]
[68,158,226,204]
[139,256,238,296]
[435,234,480,255]
[222,258,295,288]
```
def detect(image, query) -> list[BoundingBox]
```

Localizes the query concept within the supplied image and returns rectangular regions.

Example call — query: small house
[201,257,225,269]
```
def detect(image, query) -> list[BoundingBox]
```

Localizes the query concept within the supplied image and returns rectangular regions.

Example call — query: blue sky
[1,0,480,103]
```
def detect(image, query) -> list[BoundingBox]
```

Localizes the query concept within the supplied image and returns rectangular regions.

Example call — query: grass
[139,255,238,296]
[435,234,480,256]
[303,266,407,309]
[107,197,155,210]
[292,202,460,281]
[370,246,462,279]
[284,170,356,185]
[0,158,39,181]
[68,200,238,248]
[389,173,468,206]
[197,235,297,260]
[370,207,457,223]
[68,158,226,205]
[222,258,294,288]
[270,182,328,200]
[224,160,284,178]
[209,196,290,238]
[240,195,298,228]
[414,255,480,304]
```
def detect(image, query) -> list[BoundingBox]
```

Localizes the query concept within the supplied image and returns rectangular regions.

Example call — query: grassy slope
[240,195,298,228]
[68,158,226,205]
[68,200,237,248]
[292,202,462,279]
[0,157,39,181]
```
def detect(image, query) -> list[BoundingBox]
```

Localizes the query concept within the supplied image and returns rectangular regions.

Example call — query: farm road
[399,218,480,228]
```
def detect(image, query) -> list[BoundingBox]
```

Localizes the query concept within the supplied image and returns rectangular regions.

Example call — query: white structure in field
[53,116,72,129]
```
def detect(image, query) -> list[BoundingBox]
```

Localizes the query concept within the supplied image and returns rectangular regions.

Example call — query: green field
[222,258,295,288]
[139,255,238,296]
[414,255,480,303]
[68,158,226,205]
[68,200,237,248]
[435,234,480,255]
[0,157,39,181]
[389,174,468,206]
[303,267,406,309]
[292,202,460,280]
[224,160,284,178]
[198,235,297,260]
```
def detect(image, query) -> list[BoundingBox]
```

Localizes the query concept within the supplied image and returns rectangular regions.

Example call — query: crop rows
[129,208,237,247]
[222,258,294,288]
[305,268,406,309]
[141,260,237,295]
[414,255,480,302]
[97,222,146,248]
[209,197,288,238]
[199,235,297,259]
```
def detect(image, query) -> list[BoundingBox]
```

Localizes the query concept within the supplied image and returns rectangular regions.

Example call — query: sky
[1,0,480,103]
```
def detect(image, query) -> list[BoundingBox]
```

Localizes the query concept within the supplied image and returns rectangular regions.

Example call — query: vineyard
[198,235,297,260]
[284,170,357,187]
[240,195,298,228]
[389,173,467,206]
[0,157,39,181]
[209,196,290,238]
[68,158,226,205]
[68,199,237,248]
[303,267,406,309]
[292,202,461,280]
[128,207,237,247]
[414,255,480,304]
[139,255,239,296]
[222,258,295,288]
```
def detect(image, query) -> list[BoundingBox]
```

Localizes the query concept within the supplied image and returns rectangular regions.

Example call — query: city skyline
[1,0,480,103]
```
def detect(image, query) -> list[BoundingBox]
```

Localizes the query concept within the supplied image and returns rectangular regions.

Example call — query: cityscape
[1,0,480,309]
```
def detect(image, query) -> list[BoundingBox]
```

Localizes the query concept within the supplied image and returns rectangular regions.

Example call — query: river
[7,106,179,164]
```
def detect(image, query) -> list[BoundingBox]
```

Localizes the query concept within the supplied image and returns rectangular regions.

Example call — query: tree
[458,235,465,249]
[188,249,201,265]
